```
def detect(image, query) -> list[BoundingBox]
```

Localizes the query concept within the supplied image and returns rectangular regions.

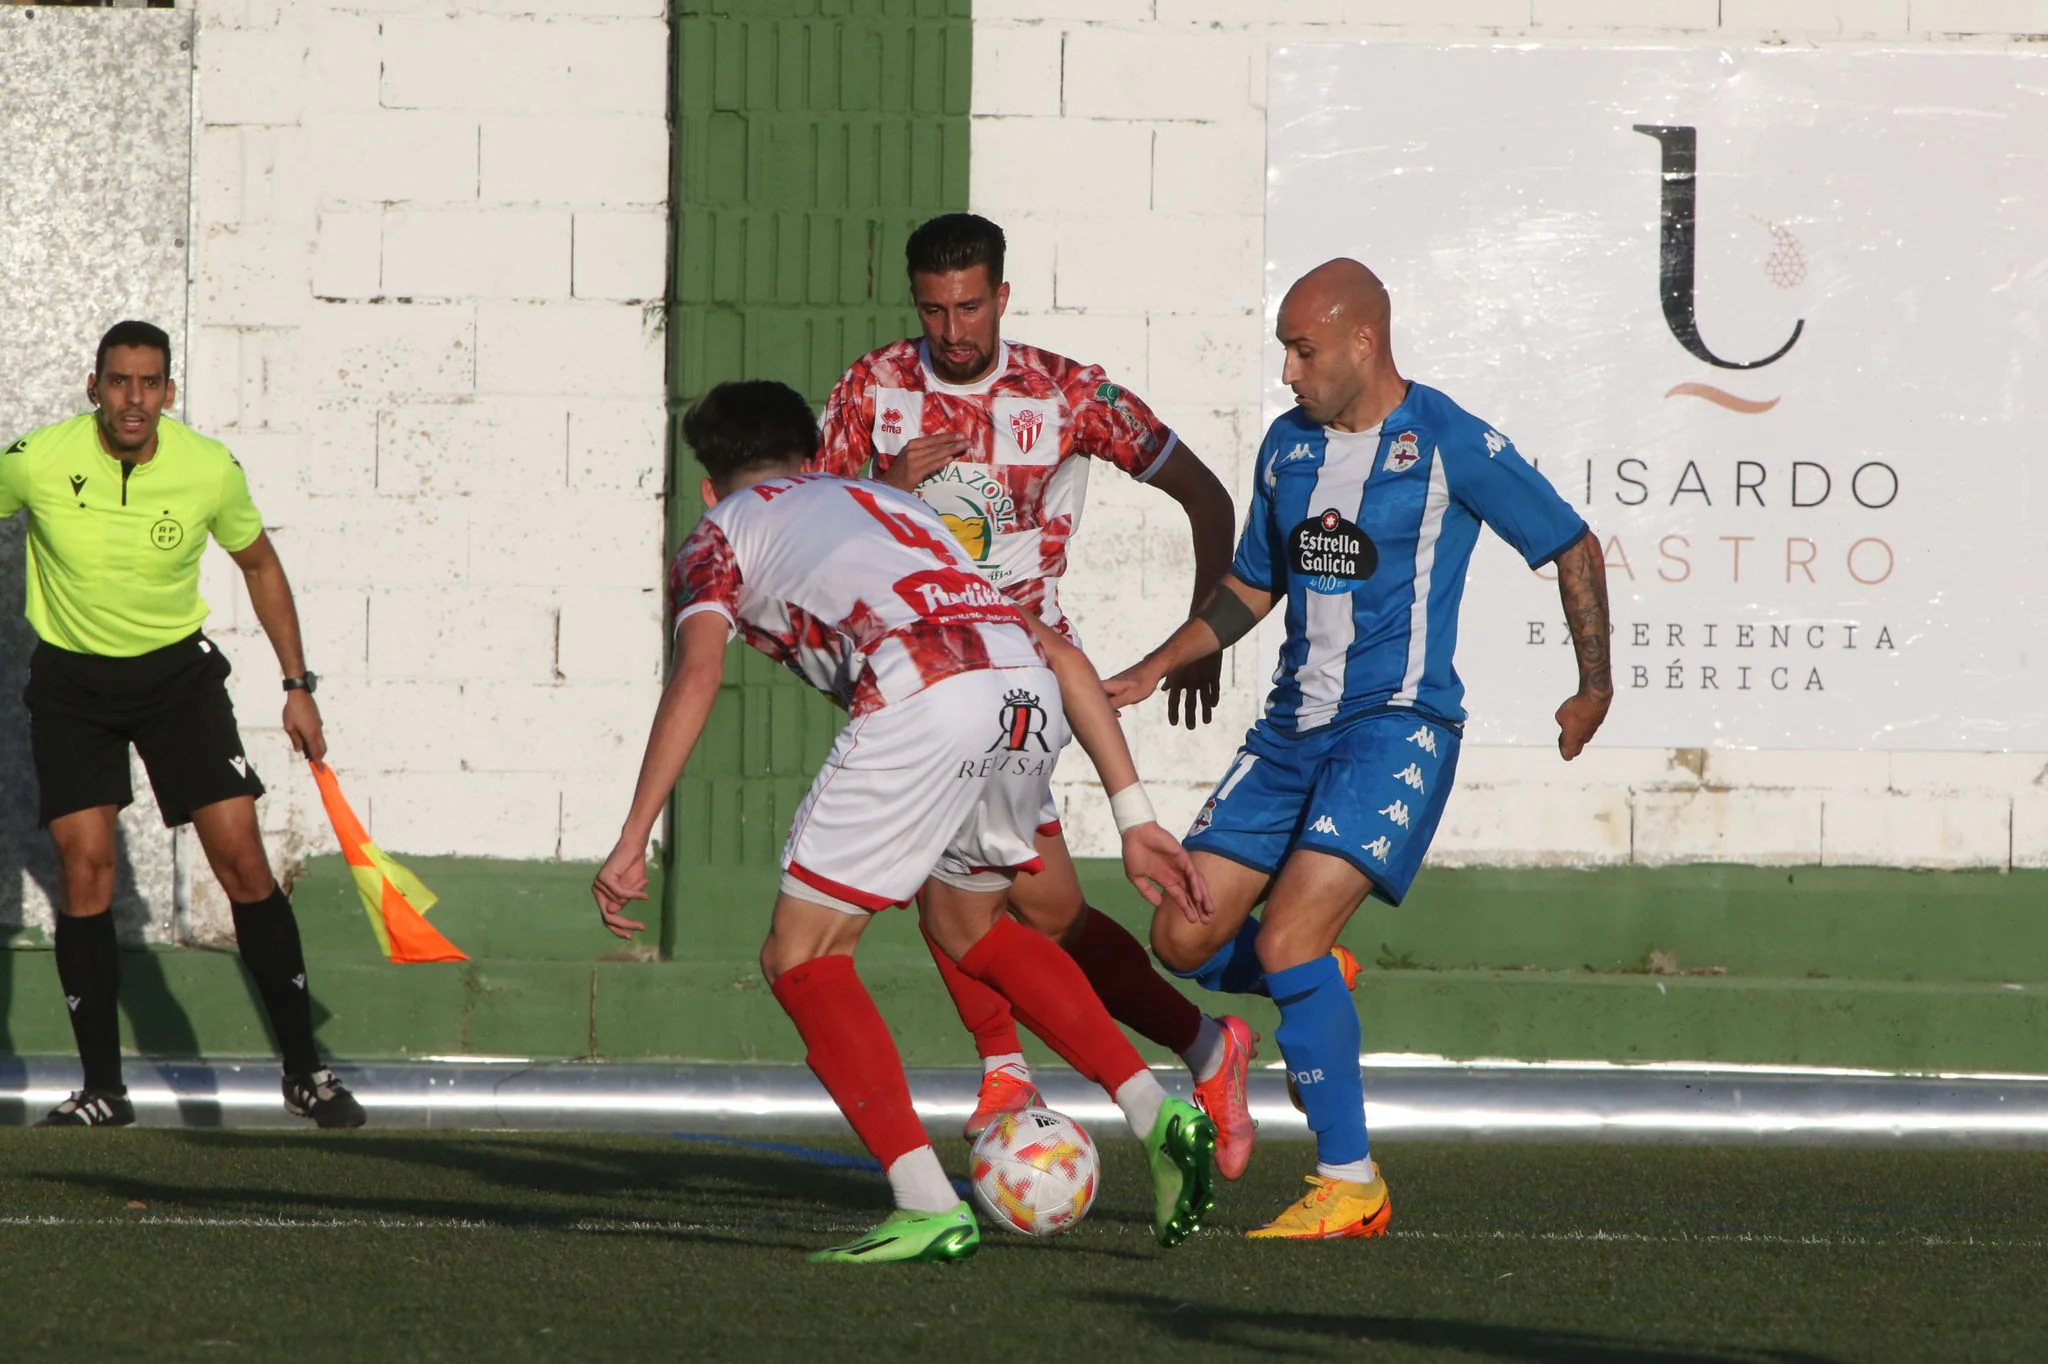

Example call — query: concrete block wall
[980,0,2048,867]
[184,0,668,937]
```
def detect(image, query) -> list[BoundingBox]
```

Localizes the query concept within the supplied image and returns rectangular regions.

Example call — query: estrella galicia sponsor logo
[1289,507,1376,595]
[989,688,1050,753]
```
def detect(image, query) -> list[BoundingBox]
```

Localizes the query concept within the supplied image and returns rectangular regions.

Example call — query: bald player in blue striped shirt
[1106,258,1614,1239]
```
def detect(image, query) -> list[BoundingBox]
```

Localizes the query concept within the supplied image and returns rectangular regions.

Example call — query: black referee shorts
[24,632,266,828]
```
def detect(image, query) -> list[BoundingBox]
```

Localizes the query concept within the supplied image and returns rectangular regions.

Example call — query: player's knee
[1149,918,1208,974]
[1010,893,1084,944]
[57,852,116,916]
[759,932,832,984]
[1254,918,1328,976]
[213,855,277,905]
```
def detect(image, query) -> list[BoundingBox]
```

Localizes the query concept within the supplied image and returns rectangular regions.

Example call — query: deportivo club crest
[1384,431,1421,473]
[989,689,1050,752]
[1009,408,1044,456]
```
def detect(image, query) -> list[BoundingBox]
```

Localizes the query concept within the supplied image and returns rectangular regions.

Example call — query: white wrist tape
[1108,783,1158,836]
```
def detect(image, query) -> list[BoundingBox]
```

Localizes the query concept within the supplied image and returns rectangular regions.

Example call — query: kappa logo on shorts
[1362,836,1393,863]
[989,689,1051,753]
[1309,815,1339,837]
[1379,800,1412,830]
[1405,725,1438,756]
[1392,762,1426,792]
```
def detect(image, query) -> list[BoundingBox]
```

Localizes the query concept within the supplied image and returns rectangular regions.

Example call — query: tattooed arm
[1553,530,1613,760]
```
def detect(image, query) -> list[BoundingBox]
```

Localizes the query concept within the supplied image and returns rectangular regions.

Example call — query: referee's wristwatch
[282,671,319,695]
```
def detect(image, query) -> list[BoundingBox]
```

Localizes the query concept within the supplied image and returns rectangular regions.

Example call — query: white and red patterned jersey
[813,339,1179,640]
[669,473,1045,717]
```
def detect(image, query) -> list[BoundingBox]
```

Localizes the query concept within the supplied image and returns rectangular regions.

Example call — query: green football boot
[1142,1097,1219,1248]
[807,1202,980,1265]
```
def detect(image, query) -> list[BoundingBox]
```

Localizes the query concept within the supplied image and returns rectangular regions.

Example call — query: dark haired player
[593,380,1219,1264]
[1109,260,1613,1238]
[812,213,1262,1178]
[0,320,362,1128]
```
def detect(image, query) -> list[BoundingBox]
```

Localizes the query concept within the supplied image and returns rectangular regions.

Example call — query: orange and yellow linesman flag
[308,760,467,964]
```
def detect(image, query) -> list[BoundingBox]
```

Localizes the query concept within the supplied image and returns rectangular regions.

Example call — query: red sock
[956,918,1147,1094]
[922,922,1025,1060]
[770,955,928,1168]
[1066,906,1203,1055]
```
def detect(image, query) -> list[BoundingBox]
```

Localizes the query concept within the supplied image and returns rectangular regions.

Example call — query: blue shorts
[1183,709,1461,906]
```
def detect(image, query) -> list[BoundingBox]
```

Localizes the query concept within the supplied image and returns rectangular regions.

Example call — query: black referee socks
[230,888,320,1077]
[54,911,125,1094]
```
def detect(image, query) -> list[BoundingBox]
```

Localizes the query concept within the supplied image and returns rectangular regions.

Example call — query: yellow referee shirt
[0,413,264,657]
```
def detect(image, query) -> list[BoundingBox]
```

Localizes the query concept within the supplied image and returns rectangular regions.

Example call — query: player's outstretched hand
[1103,664,1161,712]
[1121,822,1214,925]
[1555,686,1613,761]
[878,433,968,491]
[591,840,650,940]
[1161,653,1221,729]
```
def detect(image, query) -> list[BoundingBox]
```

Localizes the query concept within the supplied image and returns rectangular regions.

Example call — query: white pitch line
[0,1212,719,1233]
[1388,1228,2048,1250]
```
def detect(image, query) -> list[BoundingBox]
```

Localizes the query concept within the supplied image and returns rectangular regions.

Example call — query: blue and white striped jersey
[1233,383,1587,732]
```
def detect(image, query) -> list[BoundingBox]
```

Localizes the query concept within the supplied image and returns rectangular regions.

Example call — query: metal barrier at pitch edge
[7,1056,2048,1144]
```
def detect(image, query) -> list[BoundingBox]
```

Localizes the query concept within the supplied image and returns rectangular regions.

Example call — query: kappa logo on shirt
[1277,443,1315,468]
[1383,431,1421,474]
[1483,429,1508,457]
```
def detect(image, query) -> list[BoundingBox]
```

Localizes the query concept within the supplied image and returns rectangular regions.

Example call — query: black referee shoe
[283,1068,366,1129]
[37,1089,136,1128]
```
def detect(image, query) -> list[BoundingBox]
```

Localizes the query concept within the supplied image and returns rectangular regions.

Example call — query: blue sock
[1267,956,1368,1168]
[1167,916,1269,997]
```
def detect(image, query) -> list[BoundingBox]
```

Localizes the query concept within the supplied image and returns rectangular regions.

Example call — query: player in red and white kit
[813,214,1261,1177]
[592,380,1220,1264]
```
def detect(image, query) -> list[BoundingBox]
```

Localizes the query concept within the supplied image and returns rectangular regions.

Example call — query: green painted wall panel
[668,0,969,960]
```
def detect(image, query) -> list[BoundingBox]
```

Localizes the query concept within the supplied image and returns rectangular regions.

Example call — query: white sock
[1182,1016,1227,1083]
[886,1146,960,1213]
[1316,1157,1376,1184]
[982,1052,1027,1077]
[1113,1071,1168,1139]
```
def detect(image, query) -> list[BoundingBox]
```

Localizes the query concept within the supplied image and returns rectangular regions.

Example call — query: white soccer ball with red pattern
[969,1106,1099,1236]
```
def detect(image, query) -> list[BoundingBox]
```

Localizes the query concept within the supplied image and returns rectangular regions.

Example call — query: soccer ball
[969,1106,1099,1236]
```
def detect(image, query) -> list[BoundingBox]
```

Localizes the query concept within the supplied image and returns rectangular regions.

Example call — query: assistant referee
[0,321,362,1128]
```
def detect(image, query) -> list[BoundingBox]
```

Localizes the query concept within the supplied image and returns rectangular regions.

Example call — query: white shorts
[779,666,1071,916]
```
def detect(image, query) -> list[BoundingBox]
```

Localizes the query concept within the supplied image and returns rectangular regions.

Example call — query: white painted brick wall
[991,1,2048,869]
[182,0,668,929]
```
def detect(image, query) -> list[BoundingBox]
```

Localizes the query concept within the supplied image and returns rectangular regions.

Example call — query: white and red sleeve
[668,519,743,636]
[1063,361,1178,482]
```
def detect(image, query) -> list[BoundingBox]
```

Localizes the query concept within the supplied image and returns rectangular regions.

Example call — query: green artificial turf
[1,1130,2045,1361]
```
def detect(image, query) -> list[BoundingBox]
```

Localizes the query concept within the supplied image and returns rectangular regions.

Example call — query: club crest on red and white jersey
[1010,408,1044,456]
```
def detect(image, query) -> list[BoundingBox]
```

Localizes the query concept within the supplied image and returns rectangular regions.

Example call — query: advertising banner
[1266,45,2047,749]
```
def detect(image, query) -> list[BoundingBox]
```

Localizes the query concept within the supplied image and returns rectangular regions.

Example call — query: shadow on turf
[1089,1291,1841,1363]
[22,1129,893,1243]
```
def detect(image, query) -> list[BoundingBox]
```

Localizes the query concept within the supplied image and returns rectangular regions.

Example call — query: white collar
[918,340,1010,396]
